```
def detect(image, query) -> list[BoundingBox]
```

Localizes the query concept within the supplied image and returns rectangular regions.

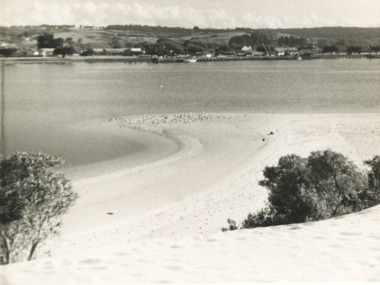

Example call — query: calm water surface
[2,59,380,169]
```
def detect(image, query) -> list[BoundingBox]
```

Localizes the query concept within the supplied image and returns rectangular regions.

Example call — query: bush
[223,150,380,231]
[0,48,18,57]
[365,156,380,192]
[221,219,238,232]
[53,46,76,58]
[0,152,78,264]
[260,154,317,223]
[241,207,278,228]
[307,150,367,217]
[361,156,380,206]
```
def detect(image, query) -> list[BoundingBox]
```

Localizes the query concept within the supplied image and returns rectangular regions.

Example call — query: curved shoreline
[61,113,262,235]
[72,129,203,187]
[62,112,380,238]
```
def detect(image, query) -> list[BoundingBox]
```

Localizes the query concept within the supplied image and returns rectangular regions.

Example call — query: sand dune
[2,113,380,283]
[3,205,380,284]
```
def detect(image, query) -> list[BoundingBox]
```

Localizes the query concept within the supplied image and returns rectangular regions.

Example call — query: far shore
[3,112,380,283]
[0,52,374,65]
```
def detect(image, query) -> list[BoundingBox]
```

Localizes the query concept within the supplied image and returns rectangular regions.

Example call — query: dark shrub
[260,154,317,223]
[224,150,379,231]
[221,219,239,231]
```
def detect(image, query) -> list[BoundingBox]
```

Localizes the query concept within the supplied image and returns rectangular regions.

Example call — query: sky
[1,0,380,29]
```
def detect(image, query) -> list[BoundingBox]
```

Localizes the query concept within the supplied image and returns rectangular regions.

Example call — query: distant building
[274,47,299,56]
[104,48,126,56]
[122,48,144,56]
[93,48,106,55]
[275,47,290,56]
[130,47,143,53]
[36,48,55,57]
[242,46,252,52]
[287,47,299,55]
[299,49,316,59]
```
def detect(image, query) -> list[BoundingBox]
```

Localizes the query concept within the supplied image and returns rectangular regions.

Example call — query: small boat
[184,57,197,63]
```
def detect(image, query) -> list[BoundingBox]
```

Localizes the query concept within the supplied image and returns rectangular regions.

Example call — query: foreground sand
[2,113,380,283]
[4,205,380,283]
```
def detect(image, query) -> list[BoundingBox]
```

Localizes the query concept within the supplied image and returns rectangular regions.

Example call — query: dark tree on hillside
[347,45,362,54]
[53,46,76,57]
[256,45,275,53]
[229,31,276,50]
[109,37,124,48]
[183,40,206,54]
[214,45,229,55]
[140,42,158,55]
[256,46,266,53]
[0,48,18,57]
[322,45,339,54]
[155,38,184,55]
[80,48,94,56]
[53,37,64,47]
[277,36,308,47]
[370,45,380,54]
[36,33,64,49]
[37,33,54,48]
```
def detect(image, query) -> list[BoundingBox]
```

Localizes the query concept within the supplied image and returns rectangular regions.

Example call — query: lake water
[2,59,380,170]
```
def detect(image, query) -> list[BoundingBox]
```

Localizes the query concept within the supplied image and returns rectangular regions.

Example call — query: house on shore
[275,47,299,57]
[93,48,106,55]
[242,46,252,52]
[275,47,288,56]
[124,47,145,56]
[299,48,317,59]
[34,48,55,57]
[103,48,126,56]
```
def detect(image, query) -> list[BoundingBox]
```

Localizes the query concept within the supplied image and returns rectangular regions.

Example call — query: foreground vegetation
[0,152,78,264]
[223,150,380,231]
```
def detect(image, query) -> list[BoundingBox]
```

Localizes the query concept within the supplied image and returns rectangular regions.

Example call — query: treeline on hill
[228,31,308,51]
[222,150,380,231]
[105,24,237,37]
[275,27,380,46]
[1,25,380,57]
[106,24,197,37]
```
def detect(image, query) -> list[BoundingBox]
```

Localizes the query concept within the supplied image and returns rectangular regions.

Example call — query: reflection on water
[2,59,380,168]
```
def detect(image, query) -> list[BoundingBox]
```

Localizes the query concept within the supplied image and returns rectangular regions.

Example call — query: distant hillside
[274,27,380,46]
[1,25,379,56]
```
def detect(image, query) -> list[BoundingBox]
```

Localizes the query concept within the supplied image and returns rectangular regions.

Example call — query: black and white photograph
[1,0,380,283]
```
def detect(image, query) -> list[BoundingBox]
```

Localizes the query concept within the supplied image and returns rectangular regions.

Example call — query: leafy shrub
[361,156,380,206]
[221,219,238,232]
[365,156,380,192]
[223,150,380,231]
[260,154,317,223]
[241,207,278,228]
[306,150,367,217]
[0,152,78,264]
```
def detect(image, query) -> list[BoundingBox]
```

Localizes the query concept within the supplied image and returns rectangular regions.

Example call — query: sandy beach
[2,112,380,284]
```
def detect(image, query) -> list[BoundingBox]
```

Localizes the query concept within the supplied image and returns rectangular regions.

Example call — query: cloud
[1,1,380,28]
